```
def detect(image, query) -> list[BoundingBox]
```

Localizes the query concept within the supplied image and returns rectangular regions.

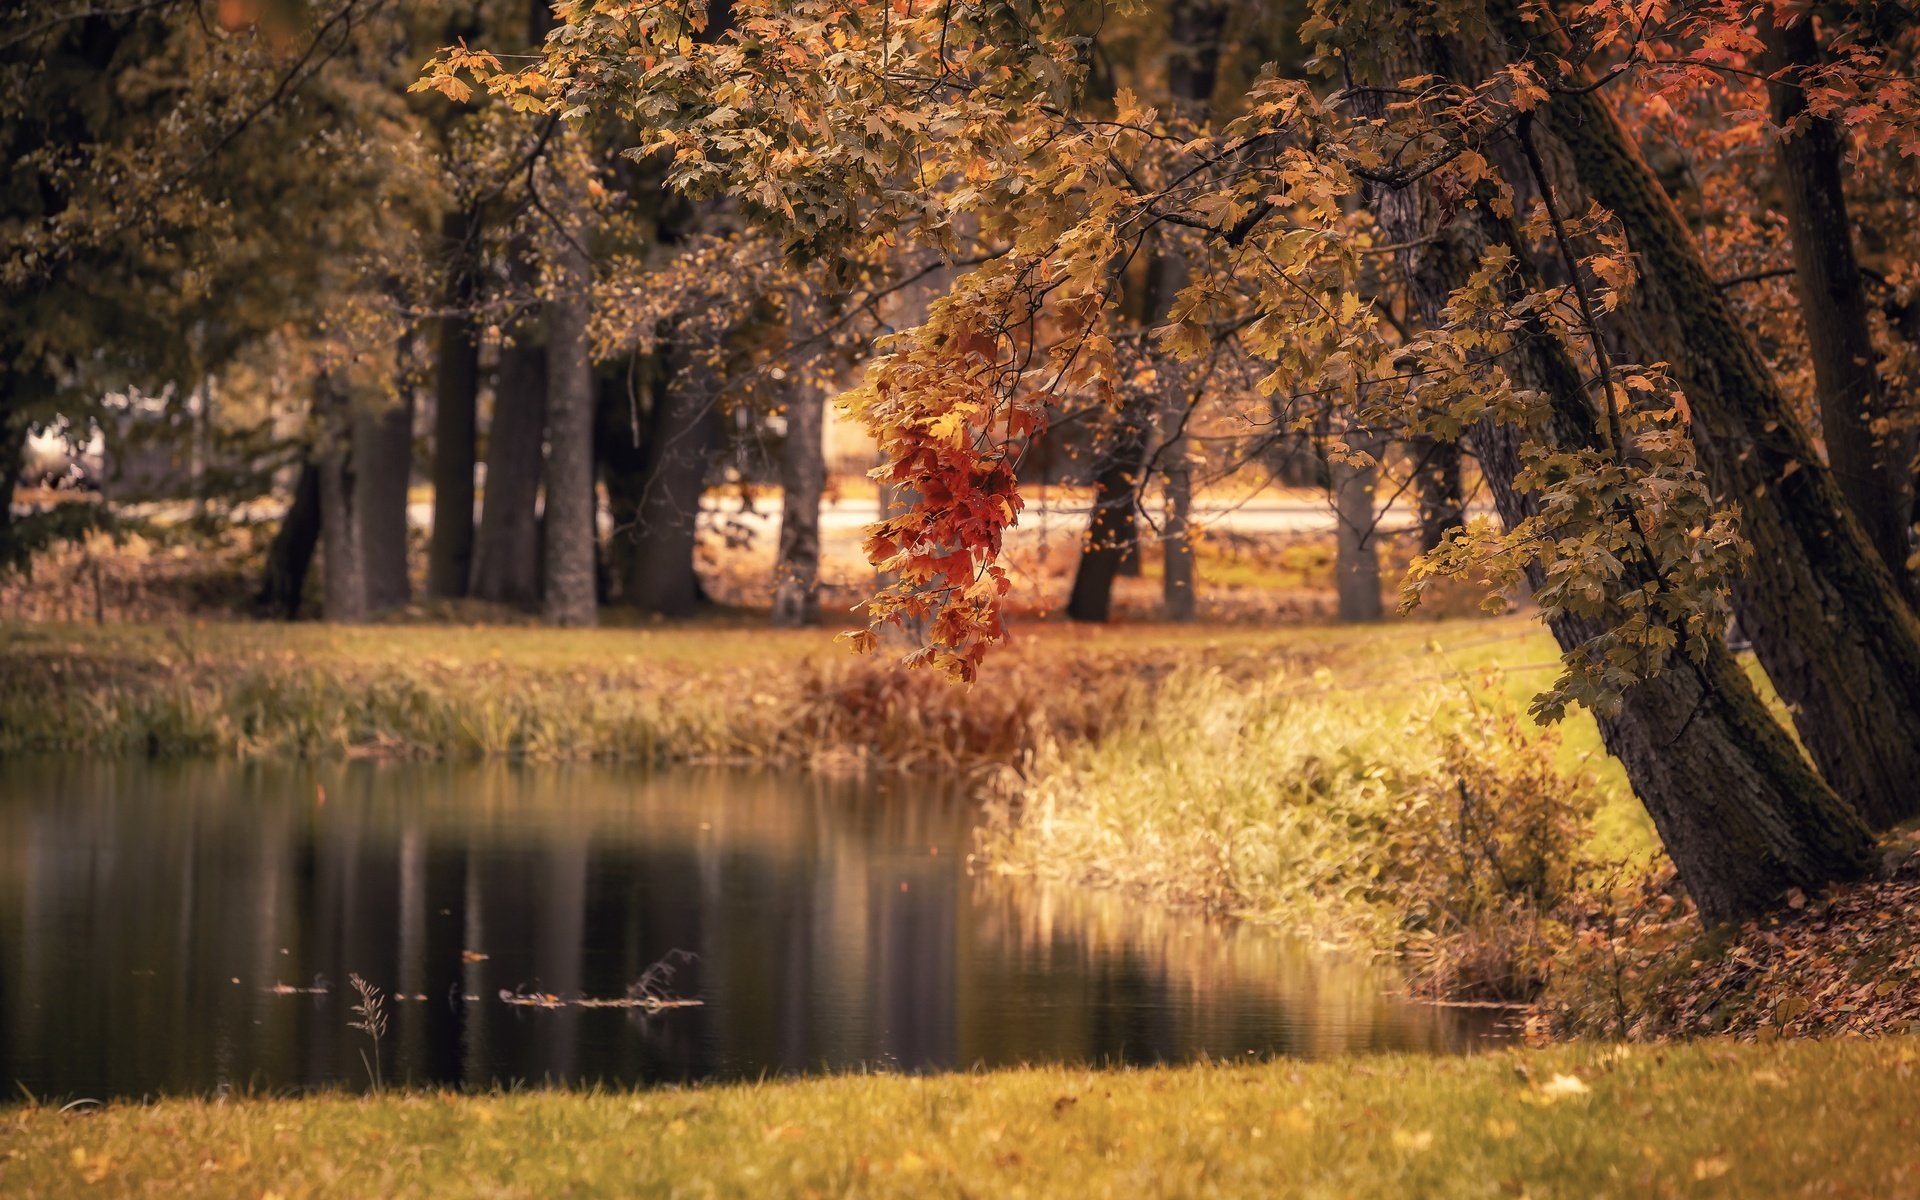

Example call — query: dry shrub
[1391,702,1599,1000]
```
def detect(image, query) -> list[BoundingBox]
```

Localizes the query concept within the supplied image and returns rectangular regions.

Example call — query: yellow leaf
[1391,1129,1435,1153]
[1692,1156,1731,1180]
[1536,1072,1589,1100]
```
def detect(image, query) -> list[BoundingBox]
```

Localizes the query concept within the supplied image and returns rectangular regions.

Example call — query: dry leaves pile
[1550,834,1920,1040]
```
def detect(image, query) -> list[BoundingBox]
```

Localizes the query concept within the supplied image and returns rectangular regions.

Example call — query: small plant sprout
[346,973,388,1089]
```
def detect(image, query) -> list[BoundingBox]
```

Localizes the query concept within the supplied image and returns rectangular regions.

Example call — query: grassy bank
[0,618,1168,767]
[0,614,1656,1001]
[0,614,1624,785]
[6,1037,1917,1197]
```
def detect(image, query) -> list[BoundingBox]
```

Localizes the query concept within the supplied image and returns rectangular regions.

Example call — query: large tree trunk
[428,207,481,600]
[353,354,414,614]
[315,375,366,623]
[772,380,826,626]
[255,457,322,619]
[621,338,720,617]
[1476,0,1920,831]
[541,182,598,629]
[1331,429,1383,622]
[472,340,547,606]
[1365,17,1873,924]
[1761,12,1918,604]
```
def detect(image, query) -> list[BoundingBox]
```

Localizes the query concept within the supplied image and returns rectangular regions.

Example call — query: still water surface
[0,759,1493,1097]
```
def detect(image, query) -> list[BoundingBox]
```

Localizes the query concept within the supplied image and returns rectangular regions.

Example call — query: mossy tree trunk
[1364,16,1874,923]
[1470,0,1920,831]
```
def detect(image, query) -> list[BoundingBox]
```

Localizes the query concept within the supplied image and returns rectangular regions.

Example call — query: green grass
[5,1037,1917,1197]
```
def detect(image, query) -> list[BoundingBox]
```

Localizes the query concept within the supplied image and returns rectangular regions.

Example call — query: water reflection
[0,758,1492,1098]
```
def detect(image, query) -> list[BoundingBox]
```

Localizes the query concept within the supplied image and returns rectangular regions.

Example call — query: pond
[0,759,1497,1098]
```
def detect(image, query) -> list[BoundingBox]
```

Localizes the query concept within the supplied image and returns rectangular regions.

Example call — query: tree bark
[1479,0,1920,830]
[472,341,547,606]
[541,182,598,629]
[1411,435,1465,554]
[621,337,720,617]
[1760,12,1917,604]
[1146,247,1199,621]
[353,355,414,614]
[772,380,826,626]
[255,457,322,619]
[1366,16,1873,923]
[1331,429,1383,622]
[428,207,481,600]
[1065,442,1142,623]
[597,358,652,604]
[1140,0,1230,622]
[315,375,366,623]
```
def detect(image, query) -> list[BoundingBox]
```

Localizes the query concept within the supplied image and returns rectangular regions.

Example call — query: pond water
[0,759,1497,1098]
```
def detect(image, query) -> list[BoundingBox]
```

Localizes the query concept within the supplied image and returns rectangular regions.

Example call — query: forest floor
[6,1036,1920,1198]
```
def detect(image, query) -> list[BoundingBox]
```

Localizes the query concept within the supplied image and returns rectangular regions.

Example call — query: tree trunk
[621,338,720,617]
[353,355,414,614]
[1331,429,1383,622]
[1065,444,1142,623]
[255,458,322,619]
[1147,248,1198,621]
[1411,435,1465,554]
[1481,0,1920,830]
[472,341,547,606]
[772,380,826,626]
[1761,12,1917,604]
[541,182,598,629]
[0,415,17,569]
[597,358,653,604]
[1141,1,1229,621]
[1365,16,1873,923]
[315,375,366,623]
[428,207,481,600]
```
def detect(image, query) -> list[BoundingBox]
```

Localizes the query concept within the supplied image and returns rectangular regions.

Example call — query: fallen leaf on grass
[1692,1156,1731,1180]
[1534,1072,1589,1101]
[1391,1129,1435,1153]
